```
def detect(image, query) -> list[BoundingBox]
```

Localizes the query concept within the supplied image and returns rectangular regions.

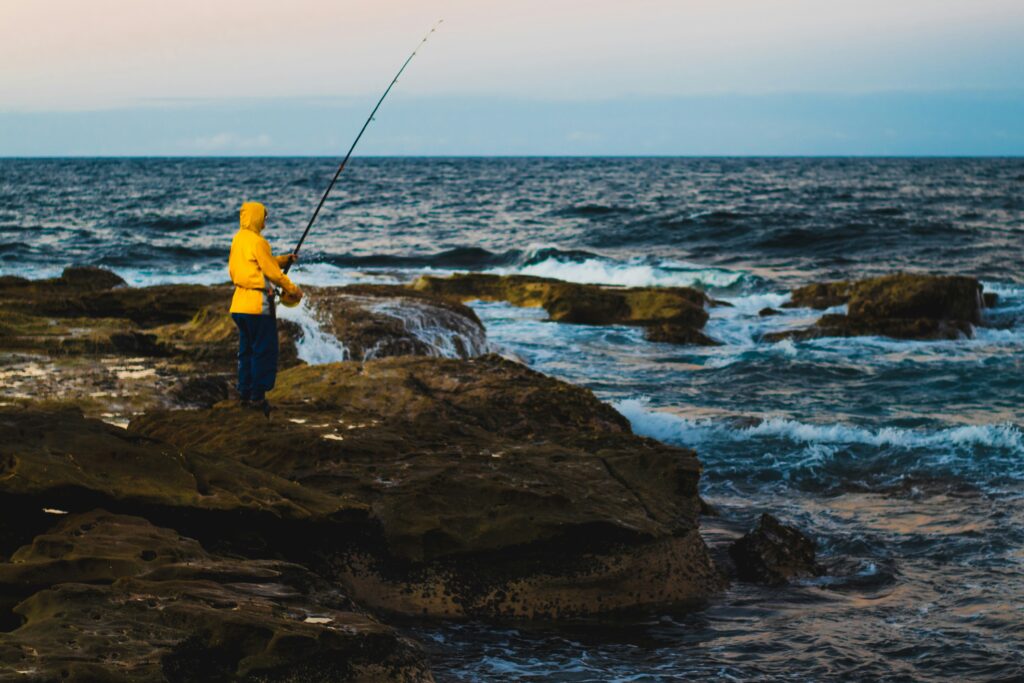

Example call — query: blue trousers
[232,313,278,401]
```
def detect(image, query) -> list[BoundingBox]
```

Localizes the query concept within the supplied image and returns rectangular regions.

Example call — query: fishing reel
[277,287,302,308]
[272,281,302,308]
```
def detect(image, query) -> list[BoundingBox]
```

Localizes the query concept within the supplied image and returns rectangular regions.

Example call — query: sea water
[2,157,1023,681]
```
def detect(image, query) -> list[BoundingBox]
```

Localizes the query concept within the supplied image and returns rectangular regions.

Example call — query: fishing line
[283,19,443,276]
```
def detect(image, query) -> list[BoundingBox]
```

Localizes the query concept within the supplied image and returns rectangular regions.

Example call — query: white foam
[614,398,1024,453]
[277,301,348,365]
[981,281,1024,300]
[288,262,402,287]
[114,262,402,289]
[488,251,747,290]
[115,266,227,287]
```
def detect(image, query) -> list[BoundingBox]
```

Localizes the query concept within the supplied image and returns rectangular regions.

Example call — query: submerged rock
[411,273,715,346]
[645,323,721,346]
[768,273,986,342]
[130,355,724,620]
[728,513,821,585]
[0,511,432,682]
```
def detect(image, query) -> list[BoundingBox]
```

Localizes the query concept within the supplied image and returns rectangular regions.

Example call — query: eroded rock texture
[304,285,489,360]
[130,355,724,620]
[0,511,432,683]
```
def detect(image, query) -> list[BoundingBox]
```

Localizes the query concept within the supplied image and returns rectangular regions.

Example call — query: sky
[1,0,1023,155]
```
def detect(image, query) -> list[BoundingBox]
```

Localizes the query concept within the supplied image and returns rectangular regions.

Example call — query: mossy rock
[846,273,982,323]
[782,281,852,310]
[770,273,986,342]
[129,355,723,619]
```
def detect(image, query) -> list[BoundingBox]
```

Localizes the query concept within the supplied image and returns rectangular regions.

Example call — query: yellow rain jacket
[228,202,300,315]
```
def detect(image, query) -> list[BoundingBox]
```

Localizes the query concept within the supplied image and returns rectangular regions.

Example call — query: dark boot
[248,394,272,418]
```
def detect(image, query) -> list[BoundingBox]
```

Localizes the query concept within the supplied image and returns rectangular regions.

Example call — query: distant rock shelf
[412,272,721,346]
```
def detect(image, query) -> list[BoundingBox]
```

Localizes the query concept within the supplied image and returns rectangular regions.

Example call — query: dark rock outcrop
[0,511,432,682]
[129,355,724,620]
[768,273,986,342]
[782,281,851,311]
[411,273,715,346]
[0,406,371,558]
[728,513,821,585]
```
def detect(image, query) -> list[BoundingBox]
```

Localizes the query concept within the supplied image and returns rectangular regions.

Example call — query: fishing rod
[283,19,443,277]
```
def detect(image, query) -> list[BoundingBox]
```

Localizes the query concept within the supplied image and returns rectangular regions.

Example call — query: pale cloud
[184,132,273,151]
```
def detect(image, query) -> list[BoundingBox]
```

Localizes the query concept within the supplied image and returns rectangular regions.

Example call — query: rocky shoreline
[0,267,983,681]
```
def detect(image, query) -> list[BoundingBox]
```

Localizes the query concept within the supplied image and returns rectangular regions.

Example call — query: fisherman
[228,201,303,416]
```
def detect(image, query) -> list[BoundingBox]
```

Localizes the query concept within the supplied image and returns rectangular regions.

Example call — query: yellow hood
[239,202,267,233]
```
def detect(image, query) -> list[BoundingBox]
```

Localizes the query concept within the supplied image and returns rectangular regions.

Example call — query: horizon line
[3,154,1024,160]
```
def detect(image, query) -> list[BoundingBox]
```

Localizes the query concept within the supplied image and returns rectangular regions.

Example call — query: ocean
[2,157,1023,681]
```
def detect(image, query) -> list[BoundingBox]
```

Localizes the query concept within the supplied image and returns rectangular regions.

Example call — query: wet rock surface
[769,273,987,341]
[728,513,821,585]
[130,355,723,620]
[411,273,715,345]
[0,511,432,683]
[304,285,489,360]
[0,269,490,421]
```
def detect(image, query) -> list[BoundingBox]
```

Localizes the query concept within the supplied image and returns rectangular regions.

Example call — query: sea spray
[277,300,348,364]
[490,252,749,290]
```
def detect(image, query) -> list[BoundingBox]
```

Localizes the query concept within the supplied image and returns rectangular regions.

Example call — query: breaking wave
[614,398,1024,454]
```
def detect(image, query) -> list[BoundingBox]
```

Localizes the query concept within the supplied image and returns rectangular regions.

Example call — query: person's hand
[282,253,299,267]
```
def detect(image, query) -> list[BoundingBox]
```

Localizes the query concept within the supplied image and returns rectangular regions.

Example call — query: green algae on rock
[0,511,433,683]
[769,273,987,342]
[411,273,716,345]
[129,355,724,620]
